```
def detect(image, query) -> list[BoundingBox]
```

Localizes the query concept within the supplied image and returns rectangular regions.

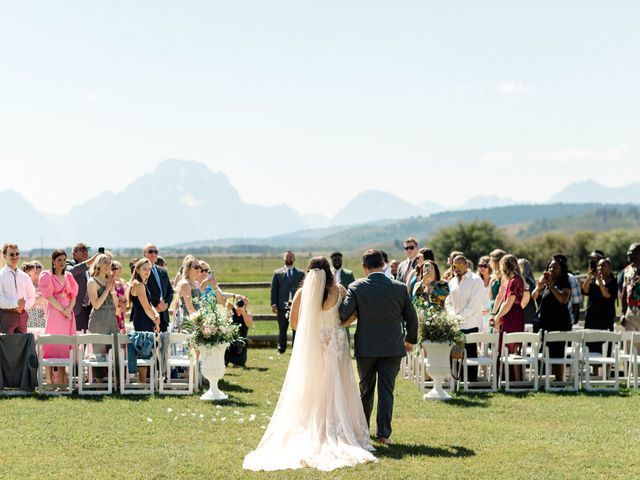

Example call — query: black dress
[584,276,617,353]
[522,276,538,330]
[131,283,155,332]
[225,308,249,367]
[537,277,572,358]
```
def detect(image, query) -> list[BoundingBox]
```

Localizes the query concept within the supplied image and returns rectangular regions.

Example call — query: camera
[98,247,105,254]
[236,299,245,308]
[589,259,597,273]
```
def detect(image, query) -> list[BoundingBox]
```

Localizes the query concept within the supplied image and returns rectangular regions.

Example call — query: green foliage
[429,221,511,265]
[181,295,243,347]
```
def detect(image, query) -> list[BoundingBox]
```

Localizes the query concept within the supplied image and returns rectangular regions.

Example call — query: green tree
[429,221,511,265]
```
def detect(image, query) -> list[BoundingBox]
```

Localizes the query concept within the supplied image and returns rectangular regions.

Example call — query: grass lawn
[1,348,639,479]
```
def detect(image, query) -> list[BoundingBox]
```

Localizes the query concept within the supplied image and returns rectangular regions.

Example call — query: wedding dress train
[243,269,376,472]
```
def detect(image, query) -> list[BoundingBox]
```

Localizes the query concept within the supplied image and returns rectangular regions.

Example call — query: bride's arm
[289,288,302,330]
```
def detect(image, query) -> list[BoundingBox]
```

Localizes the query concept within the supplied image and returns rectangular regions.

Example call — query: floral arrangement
[181,295,243,348]
[414,298,465,346]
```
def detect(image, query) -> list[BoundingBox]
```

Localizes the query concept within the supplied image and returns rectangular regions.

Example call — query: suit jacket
[270,267,305,310]
[66,260,90,316]
[339,272,418,358]
[396,257,417,284]
[333,268,356,290]
[147,265,174,327]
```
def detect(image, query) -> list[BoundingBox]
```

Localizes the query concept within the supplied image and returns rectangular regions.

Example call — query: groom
[339,249,418,445]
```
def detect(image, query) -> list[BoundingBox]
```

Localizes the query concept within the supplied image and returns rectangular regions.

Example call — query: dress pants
[75,305,92,332]
[356,356,401,439]
[460,327,479,382]
[276,308,289,353]
[0,309,28,334]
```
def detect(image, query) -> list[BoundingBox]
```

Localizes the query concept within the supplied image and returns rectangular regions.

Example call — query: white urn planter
[422,341,452,401]
[198,343,229,401]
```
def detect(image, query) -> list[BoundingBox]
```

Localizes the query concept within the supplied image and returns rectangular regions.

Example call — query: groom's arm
[339,285,357,322]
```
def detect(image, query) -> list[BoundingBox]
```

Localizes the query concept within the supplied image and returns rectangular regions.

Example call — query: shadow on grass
[242,366,269,372]
[375,443,475,459]
[218,380,253,393]
[446,393,492,408]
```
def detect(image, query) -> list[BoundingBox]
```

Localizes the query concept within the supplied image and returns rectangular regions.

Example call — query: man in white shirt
[445,255,485,381]
[0,243,36,334]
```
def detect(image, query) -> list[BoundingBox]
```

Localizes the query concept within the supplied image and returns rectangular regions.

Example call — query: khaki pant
[623,306,640,331]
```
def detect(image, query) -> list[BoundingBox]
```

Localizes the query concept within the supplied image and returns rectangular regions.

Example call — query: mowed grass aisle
[1,348,639,479]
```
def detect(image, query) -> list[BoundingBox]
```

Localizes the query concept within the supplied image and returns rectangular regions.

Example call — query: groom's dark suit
[339,272,418,439]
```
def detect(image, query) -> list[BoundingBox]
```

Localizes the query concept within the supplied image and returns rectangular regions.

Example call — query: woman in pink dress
[39,249,79,386]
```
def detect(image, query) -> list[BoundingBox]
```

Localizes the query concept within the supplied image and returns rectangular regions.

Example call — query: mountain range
[3,159,639,249]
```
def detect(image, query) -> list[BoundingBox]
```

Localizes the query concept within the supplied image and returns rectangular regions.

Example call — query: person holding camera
[225,296,253,368]
[582,256,617,363]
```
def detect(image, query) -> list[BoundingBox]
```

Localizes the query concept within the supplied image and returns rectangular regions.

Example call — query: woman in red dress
[491,254,525,381]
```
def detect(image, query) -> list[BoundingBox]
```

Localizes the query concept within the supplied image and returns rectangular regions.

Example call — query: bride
[243,256,376,472]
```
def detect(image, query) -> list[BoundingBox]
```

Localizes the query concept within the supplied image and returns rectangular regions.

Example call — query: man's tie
[152,266,164,300]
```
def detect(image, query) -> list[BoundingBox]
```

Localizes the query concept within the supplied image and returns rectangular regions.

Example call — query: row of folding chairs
[36,333,197,395]
[402,330,640,393]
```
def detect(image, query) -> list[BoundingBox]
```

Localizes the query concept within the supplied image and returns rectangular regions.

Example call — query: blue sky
[1,1,638,216]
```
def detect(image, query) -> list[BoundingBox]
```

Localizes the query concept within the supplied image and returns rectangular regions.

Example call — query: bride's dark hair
[305,256,334,303]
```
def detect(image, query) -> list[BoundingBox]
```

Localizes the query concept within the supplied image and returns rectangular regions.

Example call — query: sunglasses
[192,265,201,270]
[404,246,416,251]
[478,264,489,268]
[201,269,209,273]
[111,266,120,270]
[8,252,20,257]
[147,249,159,254]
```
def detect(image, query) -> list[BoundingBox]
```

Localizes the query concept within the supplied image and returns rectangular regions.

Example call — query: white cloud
[526,144,633,164]
[494,82,535,95]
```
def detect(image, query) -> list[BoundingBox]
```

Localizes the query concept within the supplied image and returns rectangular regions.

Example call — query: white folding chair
[118,333,156,394]
[628,333,640,389]
[500,332,540,392]
[619,331,635,385]
[36,334,75,395]
[581,330,621,391]
[76,334,115,395]
[542,331,582,391]
[460,332,499,392]
[158,333,196,395]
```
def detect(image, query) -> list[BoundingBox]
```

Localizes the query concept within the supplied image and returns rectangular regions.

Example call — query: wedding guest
[111,261,127,332]
[532,257,571,380]
[380,251,393,280]
[413,260,449,309]
[66,242,99,332]
[198,261,230,305]
[225,296,253,368]
[491,255,526,380]
[406,248,430,300]
[445,255,485,381]
[389,260,400,279]
[39,249,78,386]
[552,253,583,325]
[331,252,356,289]
[143,244,174,332]
[22,262,47,329]
[442,250,464,282]
[582,258,617,359]
[518,258,538,330]
[477,256,492,331]
[396,238,419,284]
[155,256,166,268]
[172,255,196,287]
[175,258,202,326]
[621,243,640,331]
[270,251,305,353]
[129,258,160,383]
[87,254,120,382]
[488,249,506,315]
[0,243,35,334]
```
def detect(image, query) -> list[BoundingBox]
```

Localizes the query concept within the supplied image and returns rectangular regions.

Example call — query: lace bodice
[319,296,348,360]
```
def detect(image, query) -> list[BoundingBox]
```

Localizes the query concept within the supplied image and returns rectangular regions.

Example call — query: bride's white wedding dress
[243,269,376,472]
